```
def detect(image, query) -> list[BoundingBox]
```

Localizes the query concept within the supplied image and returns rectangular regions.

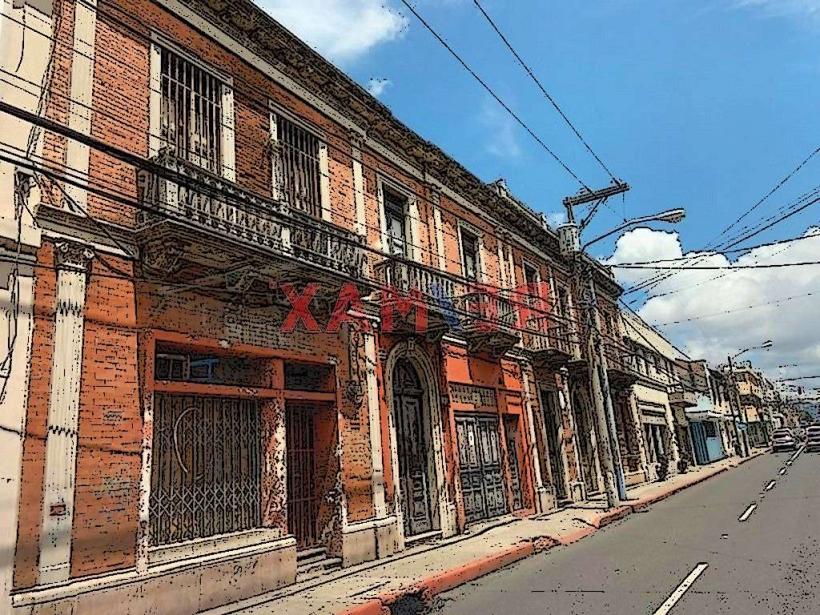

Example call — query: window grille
[272,112,324,218]
[160,48,224,174]
[150,394,261,545]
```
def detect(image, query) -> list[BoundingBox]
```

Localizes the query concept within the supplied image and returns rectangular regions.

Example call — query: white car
[771,428,797,452]
[805,425,820,452]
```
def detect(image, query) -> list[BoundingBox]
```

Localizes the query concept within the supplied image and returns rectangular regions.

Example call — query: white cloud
[259,0,407,64]
[732,0,820,21]
[479,99,522,159]
[606,226,820,384]
[366,78,392,98]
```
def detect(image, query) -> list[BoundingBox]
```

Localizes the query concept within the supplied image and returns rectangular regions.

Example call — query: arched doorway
[392,359,436,537]
[572,390,600,495]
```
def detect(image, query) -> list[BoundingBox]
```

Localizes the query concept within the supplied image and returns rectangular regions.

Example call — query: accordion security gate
[150,394,262,546]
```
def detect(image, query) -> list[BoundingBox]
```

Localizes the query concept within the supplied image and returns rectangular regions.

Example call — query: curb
[337,458,754,614]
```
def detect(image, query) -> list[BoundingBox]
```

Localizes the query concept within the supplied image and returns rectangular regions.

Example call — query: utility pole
[561,181,630,508]
[727,355,750,457]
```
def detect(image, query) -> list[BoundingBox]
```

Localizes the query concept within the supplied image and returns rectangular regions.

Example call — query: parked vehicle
[771,428,797,452]
[805,425,820,452]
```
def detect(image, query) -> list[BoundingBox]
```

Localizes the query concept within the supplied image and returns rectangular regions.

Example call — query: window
[271,111,325,218]
[522,262,540,302]
[159,47,224,174]
[461,229,480,281]
[384,189,408,256]
[704,422,717,438]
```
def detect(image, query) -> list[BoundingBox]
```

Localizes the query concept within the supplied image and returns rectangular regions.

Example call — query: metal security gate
[287,403,319,549]
[456,414,507,524]
[504,416,524,511]
[393,360,435,536]
[150,394,261,546]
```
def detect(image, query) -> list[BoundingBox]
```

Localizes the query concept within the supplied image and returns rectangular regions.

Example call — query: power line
[654,291,817,327]
[611,230,820,267]
[614,259,820,270]
[621,147,820,296]
[471,0,617,181]
[707,145,820,251]
[0,5,612,302]
[397,0,589,189]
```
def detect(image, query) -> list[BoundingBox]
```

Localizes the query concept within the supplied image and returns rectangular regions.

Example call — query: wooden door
[393,360,434,536]
[456,414,507,524]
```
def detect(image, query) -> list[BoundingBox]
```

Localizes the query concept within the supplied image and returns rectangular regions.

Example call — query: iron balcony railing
[521,313,576,358]
[136,150,366,280]
[373,258,459,305]
[457,290,517,332]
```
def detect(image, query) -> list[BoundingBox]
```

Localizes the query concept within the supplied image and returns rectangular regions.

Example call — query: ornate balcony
[136,151,367,300]
[521,315,575,369]
[456,290,520,357]
[373,258,459,338]
[668,384,698,407]
[604,341,639,388]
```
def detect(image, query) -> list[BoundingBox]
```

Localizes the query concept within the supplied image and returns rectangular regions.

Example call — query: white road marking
[765,480,776,491]
[652,563,709,615]
[738,503,757,522]
[786,460,793,466]
[779,468,787,475]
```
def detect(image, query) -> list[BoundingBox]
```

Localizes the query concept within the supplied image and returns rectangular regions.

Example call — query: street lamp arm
[581,209,686,251]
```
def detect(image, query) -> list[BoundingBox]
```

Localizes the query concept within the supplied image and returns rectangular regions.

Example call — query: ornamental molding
[54,240,94,271]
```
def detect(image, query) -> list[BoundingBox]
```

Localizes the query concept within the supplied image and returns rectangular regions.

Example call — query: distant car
[771,428,797,452]
[805,425,820,452]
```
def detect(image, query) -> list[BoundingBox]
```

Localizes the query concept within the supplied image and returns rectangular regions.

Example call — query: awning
[686,409,732,422]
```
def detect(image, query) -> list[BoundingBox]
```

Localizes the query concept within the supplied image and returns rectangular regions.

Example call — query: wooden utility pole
[561,181,630,508]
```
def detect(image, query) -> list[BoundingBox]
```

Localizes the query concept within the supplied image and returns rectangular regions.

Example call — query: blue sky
[260,0,820,382]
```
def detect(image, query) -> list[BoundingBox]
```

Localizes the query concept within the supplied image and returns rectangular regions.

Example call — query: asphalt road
[433,449,820,614]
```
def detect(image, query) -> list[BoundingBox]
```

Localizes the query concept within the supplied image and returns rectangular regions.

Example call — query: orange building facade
[1,0,634,612]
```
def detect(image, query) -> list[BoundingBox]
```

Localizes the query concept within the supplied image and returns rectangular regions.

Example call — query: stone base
[535,486,557,513]
[568,481,586,502]
[340,516,400,567]
[13,537,296,615]
[624,470,648,487]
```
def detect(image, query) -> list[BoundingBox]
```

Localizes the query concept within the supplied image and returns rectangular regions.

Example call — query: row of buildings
[0,0,784,612]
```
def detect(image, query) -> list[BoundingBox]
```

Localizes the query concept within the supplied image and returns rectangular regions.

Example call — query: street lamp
[582,208,686,251]
[558,188,686,509]
[727,340,774,457]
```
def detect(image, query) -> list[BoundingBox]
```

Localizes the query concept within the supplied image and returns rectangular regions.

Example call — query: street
[434,450,819,614]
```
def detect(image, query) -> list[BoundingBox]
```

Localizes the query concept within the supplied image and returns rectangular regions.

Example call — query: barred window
[271,112,324,218]
[160,47,224,174]
[150,394,261,545]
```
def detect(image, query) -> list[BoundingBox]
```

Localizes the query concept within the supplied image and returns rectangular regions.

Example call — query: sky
[257,0,820,389]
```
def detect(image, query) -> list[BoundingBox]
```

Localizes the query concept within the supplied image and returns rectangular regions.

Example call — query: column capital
[54,240,94,271]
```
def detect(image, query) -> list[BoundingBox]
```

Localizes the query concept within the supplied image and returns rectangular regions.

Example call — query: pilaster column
[521,365,553,512]
[363,329,387,517]
[63,0,98,209]
[38,240,93,585]
[349,130,367,238]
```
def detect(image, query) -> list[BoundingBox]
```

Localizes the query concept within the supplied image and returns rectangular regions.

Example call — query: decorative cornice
[181,0,621,298]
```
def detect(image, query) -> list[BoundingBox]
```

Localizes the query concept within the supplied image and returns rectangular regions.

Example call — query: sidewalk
[207,452,763,615]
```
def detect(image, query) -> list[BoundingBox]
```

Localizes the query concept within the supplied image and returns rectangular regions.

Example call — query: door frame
[384,341,454,546]
[538,386,570,501]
